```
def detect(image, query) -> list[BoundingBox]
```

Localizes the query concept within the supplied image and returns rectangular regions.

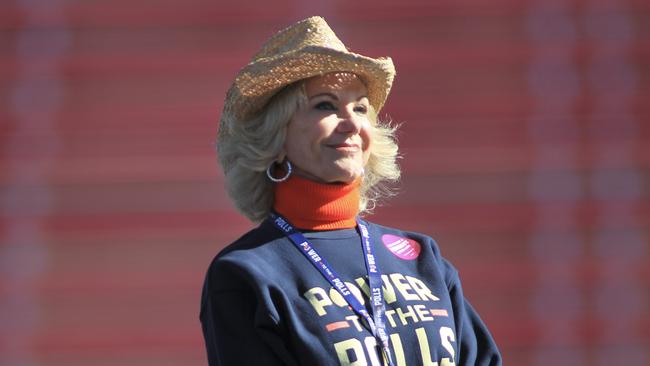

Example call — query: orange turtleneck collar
[273,175,361,230]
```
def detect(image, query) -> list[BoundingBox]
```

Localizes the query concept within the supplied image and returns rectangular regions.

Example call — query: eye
[354,104,368,114]
[314,101,337,111]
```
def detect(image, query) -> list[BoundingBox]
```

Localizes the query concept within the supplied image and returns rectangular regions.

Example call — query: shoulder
[363,220,444,257]
[203,220,290,292]
[363,220,460,284]
[215,220,283,259]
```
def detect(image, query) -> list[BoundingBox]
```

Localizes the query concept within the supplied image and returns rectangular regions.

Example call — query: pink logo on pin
[381,234,421,260]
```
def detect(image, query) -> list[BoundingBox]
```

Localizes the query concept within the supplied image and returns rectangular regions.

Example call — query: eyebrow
[308,93,369,102]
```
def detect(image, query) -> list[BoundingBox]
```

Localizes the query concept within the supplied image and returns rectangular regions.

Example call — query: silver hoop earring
[266,160,292,183]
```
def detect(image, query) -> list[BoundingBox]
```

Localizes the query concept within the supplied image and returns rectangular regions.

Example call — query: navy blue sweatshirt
[200,219,501,365]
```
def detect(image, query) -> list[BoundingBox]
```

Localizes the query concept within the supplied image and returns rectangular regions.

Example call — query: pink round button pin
[381,234,421,260]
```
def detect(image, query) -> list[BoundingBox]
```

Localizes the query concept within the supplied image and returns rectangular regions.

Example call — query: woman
[201,16,501,366]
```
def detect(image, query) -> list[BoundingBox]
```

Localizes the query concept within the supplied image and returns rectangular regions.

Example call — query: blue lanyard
[270,213,394,366]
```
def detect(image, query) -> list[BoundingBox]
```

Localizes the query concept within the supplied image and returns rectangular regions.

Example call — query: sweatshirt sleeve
[444,260,502,366]
[200,262,298,366]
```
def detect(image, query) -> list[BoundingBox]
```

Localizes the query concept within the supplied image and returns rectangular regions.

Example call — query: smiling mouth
[329,143,360,152]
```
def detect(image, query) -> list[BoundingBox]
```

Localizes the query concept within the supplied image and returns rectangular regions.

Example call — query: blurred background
[1,0,648,365]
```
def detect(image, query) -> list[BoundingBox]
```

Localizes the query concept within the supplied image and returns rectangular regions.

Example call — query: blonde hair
[217,79,400,223]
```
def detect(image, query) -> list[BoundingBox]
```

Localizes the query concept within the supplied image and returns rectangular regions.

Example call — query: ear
[276,149,287,163]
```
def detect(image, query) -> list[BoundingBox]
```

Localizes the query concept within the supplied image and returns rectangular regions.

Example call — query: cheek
[285,133,309,158]
[285,119,323,158]
[284,125,304,160]
[360,122,373,152]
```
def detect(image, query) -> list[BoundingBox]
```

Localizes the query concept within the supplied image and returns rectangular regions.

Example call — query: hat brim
[224,46,395,121]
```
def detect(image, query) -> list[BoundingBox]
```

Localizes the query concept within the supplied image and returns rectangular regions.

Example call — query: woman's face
[283,72,372,184]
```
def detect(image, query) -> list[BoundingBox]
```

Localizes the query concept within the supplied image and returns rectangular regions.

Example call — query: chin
[331,176,356,184]
[327,168,363,184]
[299,161,364,184]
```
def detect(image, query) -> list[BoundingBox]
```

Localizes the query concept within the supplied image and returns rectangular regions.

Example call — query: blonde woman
[201,16,501,366]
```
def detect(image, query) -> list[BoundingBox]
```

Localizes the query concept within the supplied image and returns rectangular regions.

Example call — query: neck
[273,175,361,230]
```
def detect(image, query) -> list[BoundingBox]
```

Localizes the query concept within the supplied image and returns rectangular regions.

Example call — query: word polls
[272,215,292,233]
[334,326,456,366]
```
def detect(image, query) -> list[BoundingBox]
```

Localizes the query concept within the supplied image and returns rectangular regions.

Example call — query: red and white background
[1,0,648,365]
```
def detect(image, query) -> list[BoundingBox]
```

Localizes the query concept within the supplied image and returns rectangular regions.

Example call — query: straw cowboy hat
[220,16,396,128]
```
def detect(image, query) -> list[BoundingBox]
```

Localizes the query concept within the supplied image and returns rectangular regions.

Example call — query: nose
[335,104,363,134]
